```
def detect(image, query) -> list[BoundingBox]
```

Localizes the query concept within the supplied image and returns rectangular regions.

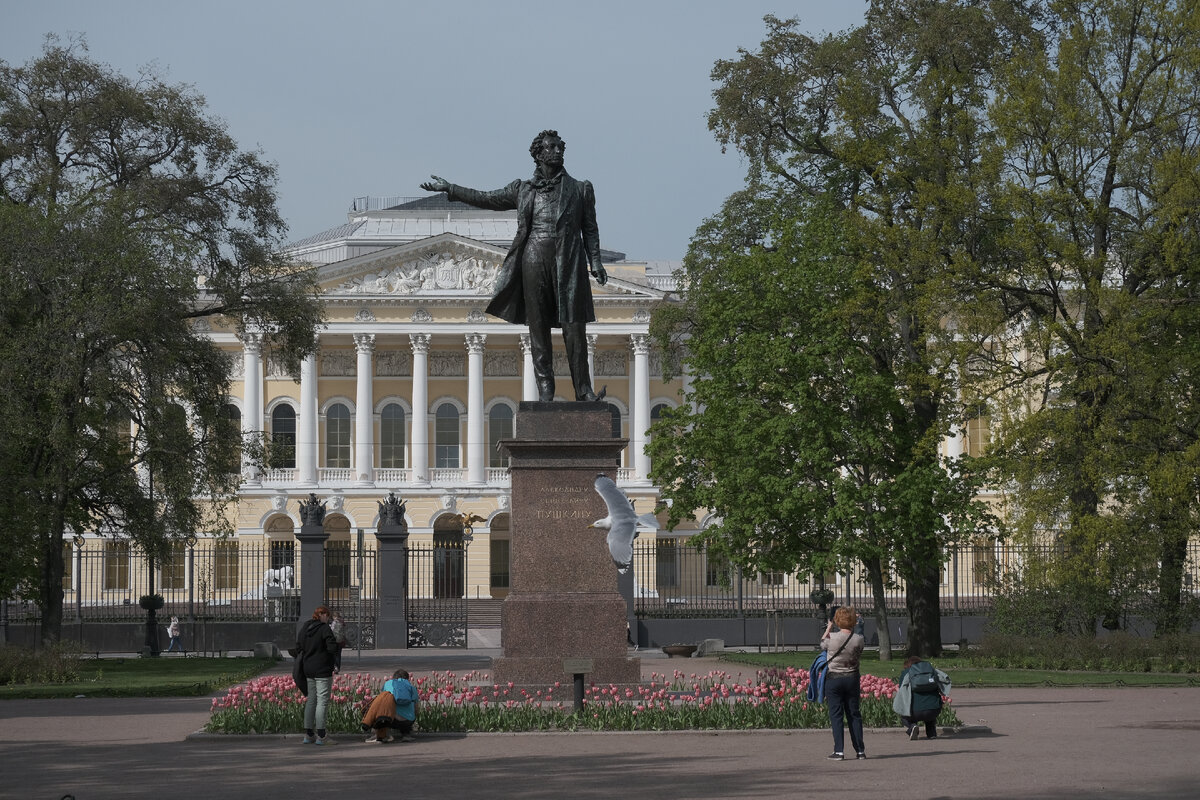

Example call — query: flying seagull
[591,473,659,572]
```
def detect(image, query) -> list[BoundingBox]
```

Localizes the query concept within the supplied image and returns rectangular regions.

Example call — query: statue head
[530,129,564,169]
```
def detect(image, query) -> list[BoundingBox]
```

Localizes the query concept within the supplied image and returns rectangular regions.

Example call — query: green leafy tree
[0,37,322,642]
[652,3,1019,656]
[969,0,1200,633]
[650,192,994,658]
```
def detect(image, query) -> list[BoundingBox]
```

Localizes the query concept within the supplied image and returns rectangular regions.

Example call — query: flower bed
[204,667,960,734]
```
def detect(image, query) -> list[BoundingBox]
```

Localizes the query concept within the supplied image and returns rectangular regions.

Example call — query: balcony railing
[376,468,411,484]
[430,468,465,484]
[262,468,296,484]
[248,466,645,489]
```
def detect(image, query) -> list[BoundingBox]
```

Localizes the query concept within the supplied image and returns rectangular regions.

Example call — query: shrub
[0,642,83,685]
[968,633,1200,673]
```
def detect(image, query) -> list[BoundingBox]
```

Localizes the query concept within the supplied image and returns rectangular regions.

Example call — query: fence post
[75,541,83,630]
[187,538,196,622]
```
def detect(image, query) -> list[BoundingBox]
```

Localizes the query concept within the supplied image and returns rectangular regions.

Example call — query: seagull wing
[594,474,639,572]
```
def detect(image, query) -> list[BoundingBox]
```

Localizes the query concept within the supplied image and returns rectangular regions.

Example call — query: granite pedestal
[491,402,641,686]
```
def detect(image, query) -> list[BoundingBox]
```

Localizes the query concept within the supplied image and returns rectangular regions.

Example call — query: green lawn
[0,656,278,699]
[719,650,1200,687]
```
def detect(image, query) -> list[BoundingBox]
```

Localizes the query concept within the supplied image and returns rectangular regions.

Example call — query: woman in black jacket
[297,605,339,744]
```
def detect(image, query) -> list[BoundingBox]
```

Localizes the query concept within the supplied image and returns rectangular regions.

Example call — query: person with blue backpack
[817,606,866,761]
[893,656,951,740]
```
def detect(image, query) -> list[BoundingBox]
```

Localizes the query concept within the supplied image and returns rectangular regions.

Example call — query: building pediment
[315,231,666,302]
[318,233,507,298]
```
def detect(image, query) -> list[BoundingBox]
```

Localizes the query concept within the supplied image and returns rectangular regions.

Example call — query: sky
[2,0,867,261]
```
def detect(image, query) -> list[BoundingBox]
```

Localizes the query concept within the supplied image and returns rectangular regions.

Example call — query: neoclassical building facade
[206,195,692,601]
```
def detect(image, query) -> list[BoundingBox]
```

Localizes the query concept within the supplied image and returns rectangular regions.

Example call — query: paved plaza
[1,650,1197,799]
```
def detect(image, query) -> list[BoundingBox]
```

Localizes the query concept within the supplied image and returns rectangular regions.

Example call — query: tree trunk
[864,556,892,661]
[1156,526,1189,636]
[904,543,942,658]
[37,519,66,645]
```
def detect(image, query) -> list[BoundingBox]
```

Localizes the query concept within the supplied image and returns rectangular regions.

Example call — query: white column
[410,333,430,485]
[945,423,964,460]
[682,349,697,414]
[519,333,536,402]
[353,333,376,487]
[631,333,652,482]
[241,332,264,487]
[297,337,319,487]
[466,333,486,485]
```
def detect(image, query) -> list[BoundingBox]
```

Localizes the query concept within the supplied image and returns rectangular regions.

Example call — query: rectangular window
[325,541,351,591]
[214,542,239,591]
[490,538,510,589]
[161,542,186,591]
[760,569,785,587]
[62,542,74,592]
[705,551,731,588]
[965,414,991,457]
[380,406,406,469]
[271,541,295,572]
[972,541,997,586]
[104,541,130,591]
[488,410,514,469]
[656,538,678,588]
[435,408,461,469]
[326,410,351,468]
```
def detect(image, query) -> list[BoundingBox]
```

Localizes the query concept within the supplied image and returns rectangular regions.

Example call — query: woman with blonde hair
[821,605,866,760]
[296,605,339,744]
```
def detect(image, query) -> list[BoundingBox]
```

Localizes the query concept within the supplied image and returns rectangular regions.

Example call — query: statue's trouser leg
[561,321,593,399]
[522,236,558,400]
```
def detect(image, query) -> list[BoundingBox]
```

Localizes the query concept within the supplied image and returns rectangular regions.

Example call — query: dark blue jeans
[902,705,941,738]
[826,672,864,755]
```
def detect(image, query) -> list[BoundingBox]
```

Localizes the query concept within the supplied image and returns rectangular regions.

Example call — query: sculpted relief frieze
[595,351,628,377]
[376,350,412,377]
[321,351,355,377]
[332,249,499,295]
[429,351,465,377]
[485,352,519,377]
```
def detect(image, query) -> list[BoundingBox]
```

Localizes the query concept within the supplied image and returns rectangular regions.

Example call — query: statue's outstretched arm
[420,175,450,193]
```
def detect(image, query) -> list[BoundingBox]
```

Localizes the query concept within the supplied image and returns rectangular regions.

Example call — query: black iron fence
[9,538,1197,630]
[405,541,469,647]
[4,538,473,649]
[634,539,1200,619]
[4,541,379,624]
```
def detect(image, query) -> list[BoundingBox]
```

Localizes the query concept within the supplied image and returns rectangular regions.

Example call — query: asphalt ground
[2,649,1198,800]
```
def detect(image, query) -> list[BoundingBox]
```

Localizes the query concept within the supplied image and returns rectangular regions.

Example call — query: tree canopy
[655,0,1200,644]
[652,1,1018,655]
[0,37,323,641]
[959,0,1200,633]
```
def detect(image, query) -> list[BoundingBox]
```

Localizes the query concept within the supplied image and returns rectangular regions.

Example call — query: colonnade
[239,331,656,488]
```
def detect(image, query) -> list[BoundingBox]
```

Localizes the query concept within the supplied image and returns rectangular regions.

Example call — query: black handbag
[292,647,308,696]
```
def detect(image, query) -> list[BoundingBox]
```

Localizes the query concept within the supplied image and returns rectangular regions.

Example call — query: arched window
[488,404,514,468]
[609,405,624,467]
[435,403,460,469]
[380,403,406,468]
[609,405,622,438]
[270,405,296,469]
[325,403,351,468]
[650,403,670,422]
